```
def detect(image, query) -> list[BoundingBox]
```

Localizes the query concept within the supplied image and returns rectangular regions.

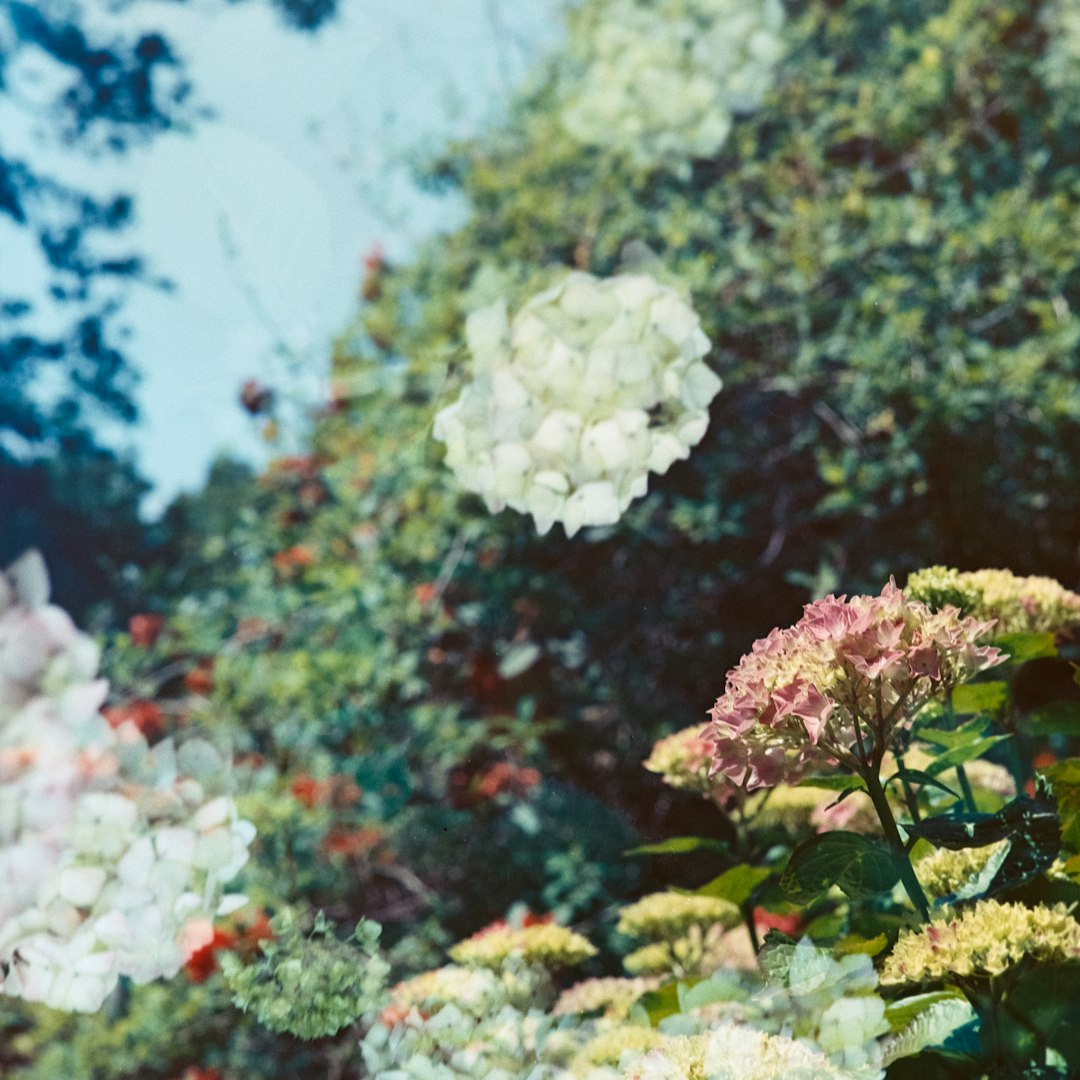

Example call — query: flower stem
[955,764,977,813]
[862,766,930,921]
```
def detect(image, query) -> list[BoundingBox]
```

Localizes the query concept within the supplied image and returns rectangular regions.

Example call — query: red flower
[322,826,385,858]
[104,700,165,740]
[178,1068,221,1080]
[272,545,315,573]
[753,907,802,938]
[185,661,214,696]
[184,928,238,983]
[475,762,542,801]
[128,613,164,648]
[291,774,332,808]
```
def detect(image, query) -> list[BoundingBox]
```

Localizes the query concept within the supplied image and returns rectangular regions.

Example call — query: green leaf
[796,775,868,793]
[884,989,969,1034]
[915,714,991,749]
[994,631,1058,662]
[679,970,747,1012]
[1020,700,1080,737]
[923,736,1009,776]
[625,836,729,857]
[780,832,902,903]
[693,864,772,906]
[885,768,960,800]
[835,932,888,956]
[634,980,686,1025]
[950,681,1008,715]
[1042,757,1080,854]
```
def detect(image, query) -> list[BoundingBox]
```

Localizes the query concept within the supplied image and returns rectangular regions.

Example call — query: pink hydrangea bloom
[707,581,1004,790]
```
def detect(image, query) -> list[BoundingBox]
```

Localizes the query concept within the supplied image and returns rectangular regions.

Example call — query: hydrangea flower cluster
[433,272,720,537]
[449,919,598,970]
[0,552,254,1013]
[906,566,1080,637]
[643,724,722,797]
[221,911,388,1039]
[913,841,1010,903]
[553,976,660,1022]
[560,0,786,172]
[881,900,1080,986]
[622,1025,848,1080]
[707,582,1005,790]
[616,892,741,941]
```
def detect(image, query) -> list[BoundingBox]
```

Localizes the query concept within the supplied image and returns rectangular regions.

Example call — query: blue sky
[3,0,562,515]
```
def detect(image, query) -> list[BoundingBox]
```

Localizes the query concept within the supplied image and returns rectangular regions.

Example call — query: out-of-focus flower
[881,900,1080,986]
[128,614,164,649]
[184,925,238,983]
[707,582,1004,790]
[272,545,315,573]
[475,761,542,800]
[433,272,720,537]
[321,826,385,859]
[449,919,597,970]
[560,0,785,172]
[569,1024,666,1074]
[184,661,214,696]
[553,976,659,1020]
[103,700,166,741]
[644,724,729,798]
[621,1025,849,1080]
[0,551,255,1013]
[906,566,1080,637]
[616,891,741,940]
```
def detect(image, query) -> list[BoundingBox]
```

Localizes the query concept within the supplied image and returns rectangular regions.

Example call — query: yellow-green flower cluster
[449,921,597,970]
[906,566,1080,636]
[881,900,1080,985]
[644,724,721,797]
[569,1025,666,1074]
[617,892,741,941]
[554,976,659,1020]
[914,841,1009,901]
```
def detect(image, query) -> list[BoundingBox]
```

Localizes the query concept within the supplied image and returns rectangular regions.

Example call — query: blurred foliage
[0,0,336,616]
[5,0,1080,1075]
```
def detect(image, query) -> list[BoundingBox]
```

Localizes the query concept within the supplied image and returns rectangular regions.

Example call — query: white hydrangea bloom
[1040,0,1080,90]
[433,272,720,537]
[0,552,254,1013]
[622,1026,849,1080]
[560,0,785,171]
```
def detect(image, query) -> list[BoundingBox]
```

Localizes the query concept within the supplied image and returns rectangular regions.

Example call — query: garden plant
[3,0,1080,1077]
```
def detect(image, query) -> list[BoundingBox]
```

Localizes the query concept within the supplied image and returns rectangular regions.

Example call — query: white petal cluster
[560,0,785,171]
[433,272,720,537]
[622,1026,849,1080]
[0,552,254,1013]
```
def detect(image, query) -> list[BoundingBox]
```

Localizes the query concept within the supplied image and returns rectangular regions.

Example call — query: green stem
[955,764,977,813]
[895,754,922,823]
[742,904,761,953]
[862,767,931,921]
